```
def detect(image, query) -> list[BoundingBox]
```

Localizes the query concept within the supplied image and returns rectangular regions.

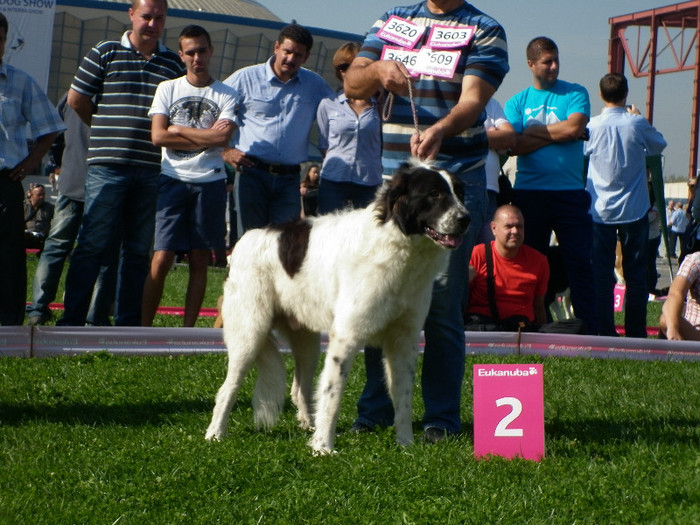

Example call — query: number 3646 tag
[473,364,545,461]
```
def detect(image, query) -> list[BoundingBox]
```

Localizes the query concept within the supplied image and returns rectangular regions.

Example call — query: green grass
[0,353,698,524]
[25,254,226,328]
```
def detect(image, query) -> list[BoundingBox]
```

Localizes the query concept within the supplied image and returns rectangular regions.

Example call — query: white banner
[0,0,56,90]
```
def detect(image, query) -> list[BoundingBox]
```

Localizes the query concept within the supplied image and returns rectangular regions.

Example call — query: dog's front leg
[383,341,420,447]
[309,341,358,454]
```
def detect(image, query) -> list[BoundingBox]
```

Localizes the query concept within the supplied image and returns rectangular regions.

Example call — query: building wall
[49,0,363,103]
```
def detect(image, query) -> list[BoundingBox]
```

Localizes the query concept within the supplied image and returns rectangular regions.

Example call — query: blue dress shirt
[224,57,334,165]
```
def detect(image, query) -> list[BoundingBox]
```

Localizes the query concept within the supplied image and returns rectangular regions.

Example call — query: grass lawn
[6,255,696,523]
[0,353,698,524]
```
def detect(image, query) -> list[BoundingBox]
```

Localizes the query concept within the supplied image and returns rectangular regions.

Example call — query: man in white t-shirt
[141,25,237,326]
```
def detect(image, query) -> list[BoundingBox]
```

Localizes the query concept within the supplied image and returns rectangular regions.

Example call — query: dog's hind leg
[309,336,359,454]
[287,329,321,430]
[252,334,287,430]
[205,343,258,441]
[382,339,419,447]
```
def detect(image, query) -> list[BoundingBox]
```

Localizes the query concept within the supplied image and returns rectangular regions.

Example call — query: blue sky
[260,0,694,179]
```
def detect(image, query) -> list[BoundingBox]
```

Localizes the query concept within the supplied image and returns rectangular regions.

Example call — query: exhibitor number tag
[381,45,421,76]
[377,15,426,49]
[415,47,460,78]
[426,24,476,49]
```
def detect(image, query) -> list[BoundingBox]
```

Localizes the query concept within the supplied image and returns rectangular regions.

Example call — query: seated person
[465,205,549,330]
[24,183,54,250]
[659,251,700,340]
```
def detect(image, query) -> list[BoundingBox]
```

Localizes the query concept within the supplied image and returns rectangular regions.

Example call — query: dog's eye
[429,189,442,199]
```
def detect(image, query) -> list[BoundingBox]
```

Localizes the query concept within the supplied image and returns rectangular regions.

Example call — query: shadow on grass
[545,417,700,448]
[0,398,215,427]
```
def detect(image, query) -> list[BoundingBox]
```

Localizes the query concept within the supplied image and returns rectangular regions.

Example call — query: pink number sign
[473,364,544,461]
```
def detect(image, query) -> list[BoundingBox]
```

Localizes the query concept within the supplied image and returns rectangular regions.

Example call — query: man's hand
[410,125,444,160]
[222,148,254,170]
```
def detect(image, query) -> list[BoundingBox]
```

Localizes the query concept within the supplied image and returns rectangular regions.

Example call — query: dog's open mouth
[424,226,463,249]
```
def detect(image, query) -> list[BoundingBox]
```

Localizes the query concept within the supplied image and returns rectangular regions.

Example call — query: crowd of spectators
[4,0,699,348]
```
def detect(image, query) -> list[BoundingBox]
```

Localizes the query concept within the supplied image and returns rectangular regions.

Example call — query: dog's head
[375,160,470,249]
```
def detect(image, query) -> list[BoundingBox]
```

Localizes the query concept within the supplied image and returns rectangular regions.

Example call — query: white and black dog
[205,160,469,454]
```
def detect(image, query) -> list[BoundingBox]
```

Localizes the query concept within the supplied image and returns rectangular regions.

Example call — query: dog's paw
[395,434,415,447]
[308,436,335,455]
[311,446,337,457]
[204,427,226,442]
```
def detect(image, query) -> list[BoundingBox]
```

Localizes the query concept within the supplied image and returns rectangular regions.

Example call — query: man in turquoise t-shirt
[505,36,596,334]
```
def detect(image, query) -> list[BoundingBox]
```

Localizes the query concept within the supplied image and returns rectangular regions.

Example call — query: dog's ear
[381,164,412,234]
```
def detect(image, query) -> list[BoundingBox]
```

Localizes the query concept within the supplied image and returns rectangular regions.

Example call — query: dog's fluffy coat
[205,162,469,453]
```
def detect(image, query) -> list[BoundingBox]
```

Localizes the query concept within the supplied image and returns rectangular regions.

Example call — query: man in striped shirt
[58,0,184,326]
[344,0,509,442]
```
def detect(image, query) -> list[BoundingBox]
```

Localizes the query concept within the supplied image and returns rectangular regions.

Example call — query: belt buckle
[268,163,282,175]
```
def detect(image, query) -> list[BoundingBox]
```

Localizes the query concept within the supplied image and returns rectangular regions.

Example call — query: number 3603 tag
[473,364,545,461]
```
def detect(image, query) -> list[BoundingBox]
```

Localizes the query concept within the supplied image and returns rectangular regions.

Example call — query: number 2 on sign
[494,397,524,437]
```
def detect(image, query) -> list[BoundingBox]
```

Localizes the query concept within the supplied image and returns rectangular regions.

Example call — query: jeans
[27,193,117,325]
[354,167,487,434]
[235,165,301,234]
[0,177,26,326]
[513,189,598,334]
[593,218,649,338]
[317,179,379,214]
[59,164,157,326]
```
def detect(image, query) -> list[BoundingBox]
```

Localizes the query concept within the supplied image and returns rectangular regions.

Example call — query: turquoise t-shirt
[504,80,590,190]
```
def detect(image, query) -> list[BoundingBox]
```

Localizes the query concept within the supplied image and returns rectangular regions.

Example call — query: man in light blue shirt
[585,72,666,337]
[0,13,66,325]
[222,24,334,233]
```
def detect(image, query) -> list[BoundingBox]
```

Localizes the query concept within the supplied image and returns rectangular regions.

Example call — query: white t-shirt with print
[150,77,237,183]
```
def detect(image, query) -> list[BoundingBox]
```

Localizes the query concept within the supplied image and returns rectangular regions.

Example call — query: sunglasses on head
[335,63,350,72]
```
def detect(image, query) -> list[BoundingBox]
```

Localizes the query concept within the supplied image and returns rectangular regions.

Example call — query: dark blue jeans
[234,165,301,233]
[60,164,157,326]
[27,194,118,325]
[593,218,649,338]
[0,177,26,325]
[354,168,488,434]
[513,189,598,334]
[317,179,379,214]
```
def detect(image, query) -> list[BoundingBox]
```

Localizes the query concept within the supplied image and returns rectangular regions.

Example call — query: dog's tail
[252,334,287,430]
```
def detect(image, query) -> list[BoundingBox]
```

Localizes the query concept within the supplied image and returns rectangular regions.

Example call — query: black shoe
[422,427,450,444]
[347,422,375,434]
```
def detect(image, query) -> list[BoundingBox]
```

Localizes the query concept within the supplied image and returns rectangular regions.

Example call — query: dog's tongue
[426,228,463,249]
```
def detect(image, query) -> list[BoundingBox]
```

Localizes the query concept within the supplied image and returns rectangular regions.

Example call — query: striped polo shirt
[71,32,184,168]
[359,1,508,176]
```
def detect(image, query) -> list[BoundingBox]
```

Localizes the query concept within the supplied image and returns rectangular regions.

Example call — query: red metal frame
[609,1,700,179]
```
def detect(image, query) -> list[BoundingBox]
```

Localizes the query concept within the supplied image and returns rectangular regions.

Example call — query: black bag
[464,313,535,332]
[538,318,588,334]
[496,173,514,206]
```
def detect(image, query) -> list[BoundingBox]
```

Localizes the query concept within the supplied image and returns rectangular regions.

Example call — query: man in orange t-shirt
[466,205,549,327]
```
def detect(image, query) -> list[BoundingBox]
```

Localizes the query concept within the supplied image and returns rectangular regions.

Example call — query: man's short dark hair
[278,23,313,52]
[526,36,558,62]
[179,24,211,49]
[599,73,628,104]
[131,0,168,10]
[0,13,8,35]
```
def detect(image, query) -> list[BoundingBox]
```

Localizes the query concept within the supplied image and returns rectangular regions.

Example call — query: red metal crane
[609,1,700,180]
